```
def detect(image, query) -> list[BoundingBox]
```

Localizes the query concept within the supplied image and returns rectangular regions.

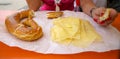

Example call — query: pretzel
[5,9,43,41]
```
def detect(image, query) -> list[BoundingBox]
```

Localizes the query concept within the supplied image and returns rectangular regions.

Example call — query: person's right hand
[92,7,118,26]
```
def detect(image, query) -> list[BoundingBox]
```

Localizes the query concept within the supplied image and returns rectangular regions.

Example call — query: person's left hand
[92,7,118,26]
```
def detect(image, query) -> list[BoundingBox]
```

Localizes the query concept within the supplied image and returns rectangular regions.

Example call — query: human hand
[92,7,118,26]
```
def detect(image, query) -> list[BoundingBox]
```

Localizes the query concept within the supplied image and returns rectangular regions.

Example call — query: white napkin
[0,11,120,54]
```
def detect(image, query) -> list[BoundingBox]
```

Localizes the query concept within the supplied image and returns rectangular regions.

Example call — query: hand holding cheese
[93,9,111,25]
[51,17,102,47]
[92,8,118,26]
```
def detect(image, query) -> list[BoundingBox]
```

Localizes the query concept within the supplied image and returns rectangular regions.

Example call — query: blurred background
[0,0,119,12]
[0,0,28,10]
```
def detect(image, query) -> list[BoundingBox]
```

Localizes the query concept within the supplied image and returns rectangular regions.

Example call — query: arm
[80,0,97,16]
[26,0,43,11]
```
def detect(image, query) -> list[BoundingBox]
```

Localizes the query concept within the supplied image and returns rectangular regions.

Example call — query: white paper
[0,11,120,54]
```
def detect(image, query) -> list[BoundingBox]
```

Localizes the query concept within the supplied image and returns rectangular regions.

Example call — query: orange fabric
[112,13,120,31]
[0,42,119,59]
[0,11,120,59]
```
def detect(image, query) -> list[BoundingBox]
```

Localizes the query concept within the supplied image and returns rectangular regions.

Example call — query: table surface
[0,10,120,59]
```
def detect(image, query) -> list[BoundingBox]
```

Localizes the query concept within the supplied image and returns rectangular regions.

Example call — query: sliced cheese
[51,17,102,47]
[99,9,110,21]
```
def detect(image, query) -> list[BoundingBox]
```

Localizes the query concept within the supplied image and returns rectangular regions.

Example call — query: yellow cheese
[99,9,110,21]
[51,17,102,47]
[72,20,101,47]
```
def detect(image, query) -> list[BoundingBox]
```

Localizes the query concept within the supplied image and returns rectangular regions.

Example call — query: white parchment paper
[0,11,120,54]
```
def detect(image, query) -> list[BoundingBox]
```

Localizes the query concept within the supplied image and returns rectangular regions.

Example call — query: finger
[93,8,106,20]
[106,8,118,25]
[99,7,106,16]
[109,8,118,20]
[95,7,106,16]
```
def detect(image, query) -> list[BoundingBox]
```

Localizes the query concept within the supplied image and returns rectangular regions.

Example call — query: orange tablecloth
[0,10,120,59]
